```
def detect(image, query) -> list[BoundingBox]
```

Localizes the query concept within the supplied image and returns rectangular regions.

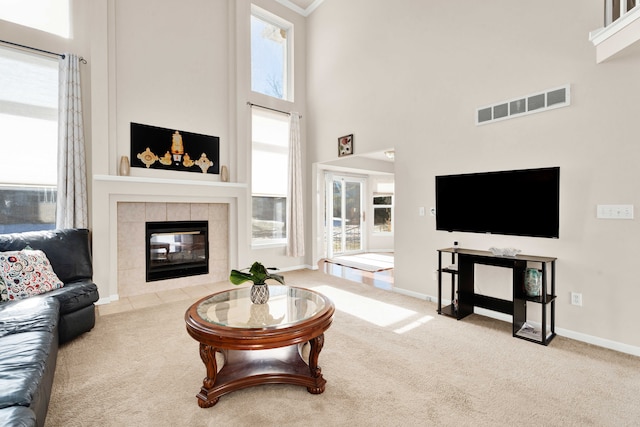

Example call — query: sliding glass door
[327,175,365,257]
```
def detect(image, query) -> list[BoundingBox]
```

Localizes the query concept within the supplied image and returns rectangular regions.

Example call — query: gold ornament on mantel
[194,153,213,173]
[170,131,185,164]
[171,131,185,156]
[137,147,159,168]
[159,151,172,166]
[182,153,194,167]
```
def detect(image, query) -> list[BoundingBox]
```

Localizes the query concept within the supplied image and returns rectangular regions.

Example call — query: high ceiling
[277,0,324,16]
[275,0,394,167]
[287,0,317,9]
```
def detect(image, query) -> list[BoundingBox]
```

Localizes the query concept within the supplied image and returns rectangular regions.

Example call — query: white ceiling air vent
[476,84,570,125]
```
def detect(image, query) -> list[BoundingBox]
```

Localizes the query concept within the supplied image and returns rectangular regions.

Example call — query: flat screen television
[435,167,560,238]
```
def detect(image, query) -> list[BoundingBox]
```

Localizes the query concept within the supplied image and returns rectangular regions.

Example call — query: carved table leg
[306,334,326,394]
[197,343,219,407]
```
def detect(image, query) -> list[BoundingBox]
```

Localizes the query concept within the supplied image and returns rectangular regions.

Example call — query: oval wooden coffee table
[184,285,335,408]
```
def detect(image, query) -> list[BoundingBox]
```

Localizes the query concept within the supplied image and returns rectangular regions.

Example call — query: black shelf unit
[436,252,459,318]
[437,248,557,345]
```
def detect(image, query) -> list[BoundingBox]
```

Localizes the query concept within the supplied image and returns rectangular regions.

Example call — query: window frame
[372,194,394,234]
[250,4,294,102]
[0,46,59,233]
[250,108,290,247]
[0,0,71,38]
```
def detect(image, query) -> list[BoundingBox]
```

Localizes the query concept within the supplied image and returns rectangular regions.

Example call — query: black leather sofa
[0,229,99,427]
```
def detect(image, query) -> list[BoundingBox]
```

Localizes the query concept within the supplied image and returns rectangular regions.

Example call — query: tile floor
[97,282,226,316]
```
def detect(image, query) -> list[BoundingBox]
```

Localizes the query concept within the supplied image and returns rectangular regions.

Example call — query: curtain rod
[0,39,64,58]
[247,102,302,118]
[0,39,87,63]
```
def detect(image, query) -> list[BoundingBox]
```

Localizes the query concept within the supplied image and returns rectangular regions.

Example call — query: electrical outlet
[571,292,582,306]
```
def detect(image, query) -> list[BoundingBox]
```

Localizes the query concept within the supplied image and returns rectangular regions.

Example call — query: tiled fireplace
[146,220,209,282]
[117,202,228,298]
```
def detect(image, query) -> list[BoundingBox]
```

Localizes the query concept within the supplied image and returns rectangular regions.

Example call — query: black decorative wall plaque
[130,122,220,175]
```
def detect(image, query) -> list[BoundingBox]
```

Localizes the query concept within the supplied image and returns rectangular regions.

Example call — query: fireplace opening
[145,220,209,282]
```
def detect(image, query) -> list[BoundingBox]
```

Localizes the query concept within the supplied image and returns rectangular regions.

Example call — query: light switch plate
[597,204,634,219]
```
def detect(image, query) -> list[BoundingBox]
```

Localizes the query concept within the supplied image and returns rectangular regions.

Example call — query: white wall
[5,0,639,353]
[111,0,231,177]
[86,0,309,297]
[307,0,640,352]
[3,0,308,299]
[362,174,394,252]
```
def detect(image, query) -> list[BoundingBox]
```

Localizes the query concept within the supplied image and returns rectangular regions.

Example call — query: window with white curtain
[0,46,59,233]
[251,108,289,245]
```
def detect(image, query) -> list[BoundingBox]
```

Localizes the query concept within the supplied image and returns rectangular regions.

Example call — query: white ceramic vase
[119,155,130,176]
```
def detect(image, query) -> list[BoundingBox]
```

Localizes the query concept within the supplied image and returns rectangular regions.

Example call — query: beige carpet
[47,270,640,426]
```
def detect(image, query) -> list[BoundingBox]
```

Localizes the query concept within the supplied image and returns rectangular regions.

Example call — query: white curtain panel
[286,112,304,257]
[56,54,88,229]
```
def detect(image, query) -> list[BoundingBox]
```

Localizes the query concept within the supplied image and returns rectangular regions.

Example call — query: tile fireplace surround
[92,175,247,304]
[117,202,228,298]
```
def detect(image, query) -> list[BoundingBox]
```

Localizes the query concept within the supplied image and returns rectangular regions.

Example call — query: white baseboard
[473,308,640,356]
[393,286,432,301]
[474,307,512,323]
[555,327,640,357]
[96,295,119,305]
[398,290,640,357]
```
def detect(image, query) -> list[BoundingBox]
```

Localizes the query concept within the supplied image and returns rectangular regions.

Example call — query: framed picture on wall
[338,134,353,157]
[130,122,220,175]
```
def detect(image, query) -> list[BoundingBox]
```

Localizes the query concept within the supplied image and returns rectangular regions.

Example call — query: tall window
[251,6,292,101]
[0,46,59,233]
[0,0,70,38]
[251,109,289,245]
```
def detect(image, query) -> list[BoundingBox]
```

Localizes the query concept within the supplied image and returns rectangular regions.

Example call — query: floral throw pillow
[0,249,64,301]
[0,275,6,301]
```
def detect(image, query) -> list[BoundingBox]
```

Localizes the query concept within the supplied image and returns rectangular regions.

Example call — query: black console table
[437,248,556,345]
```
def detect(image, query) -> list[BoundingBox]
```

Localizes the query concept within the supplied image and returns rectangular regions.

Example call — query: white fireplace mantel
[93,174,248,190]
[92,174,248,303]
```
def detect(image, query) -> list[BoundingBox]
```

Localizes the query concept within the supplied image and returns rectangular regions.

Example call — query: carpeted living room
[2,0,640,426]
[48,269,640,426]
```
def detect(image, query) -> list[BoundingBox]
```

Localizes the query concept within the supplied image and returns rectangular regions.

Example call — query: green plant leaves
[229,261,286,286]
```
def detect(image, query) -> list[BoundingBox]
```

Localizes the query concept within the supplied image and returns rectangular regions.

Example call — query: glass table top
[196,286,327,329]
